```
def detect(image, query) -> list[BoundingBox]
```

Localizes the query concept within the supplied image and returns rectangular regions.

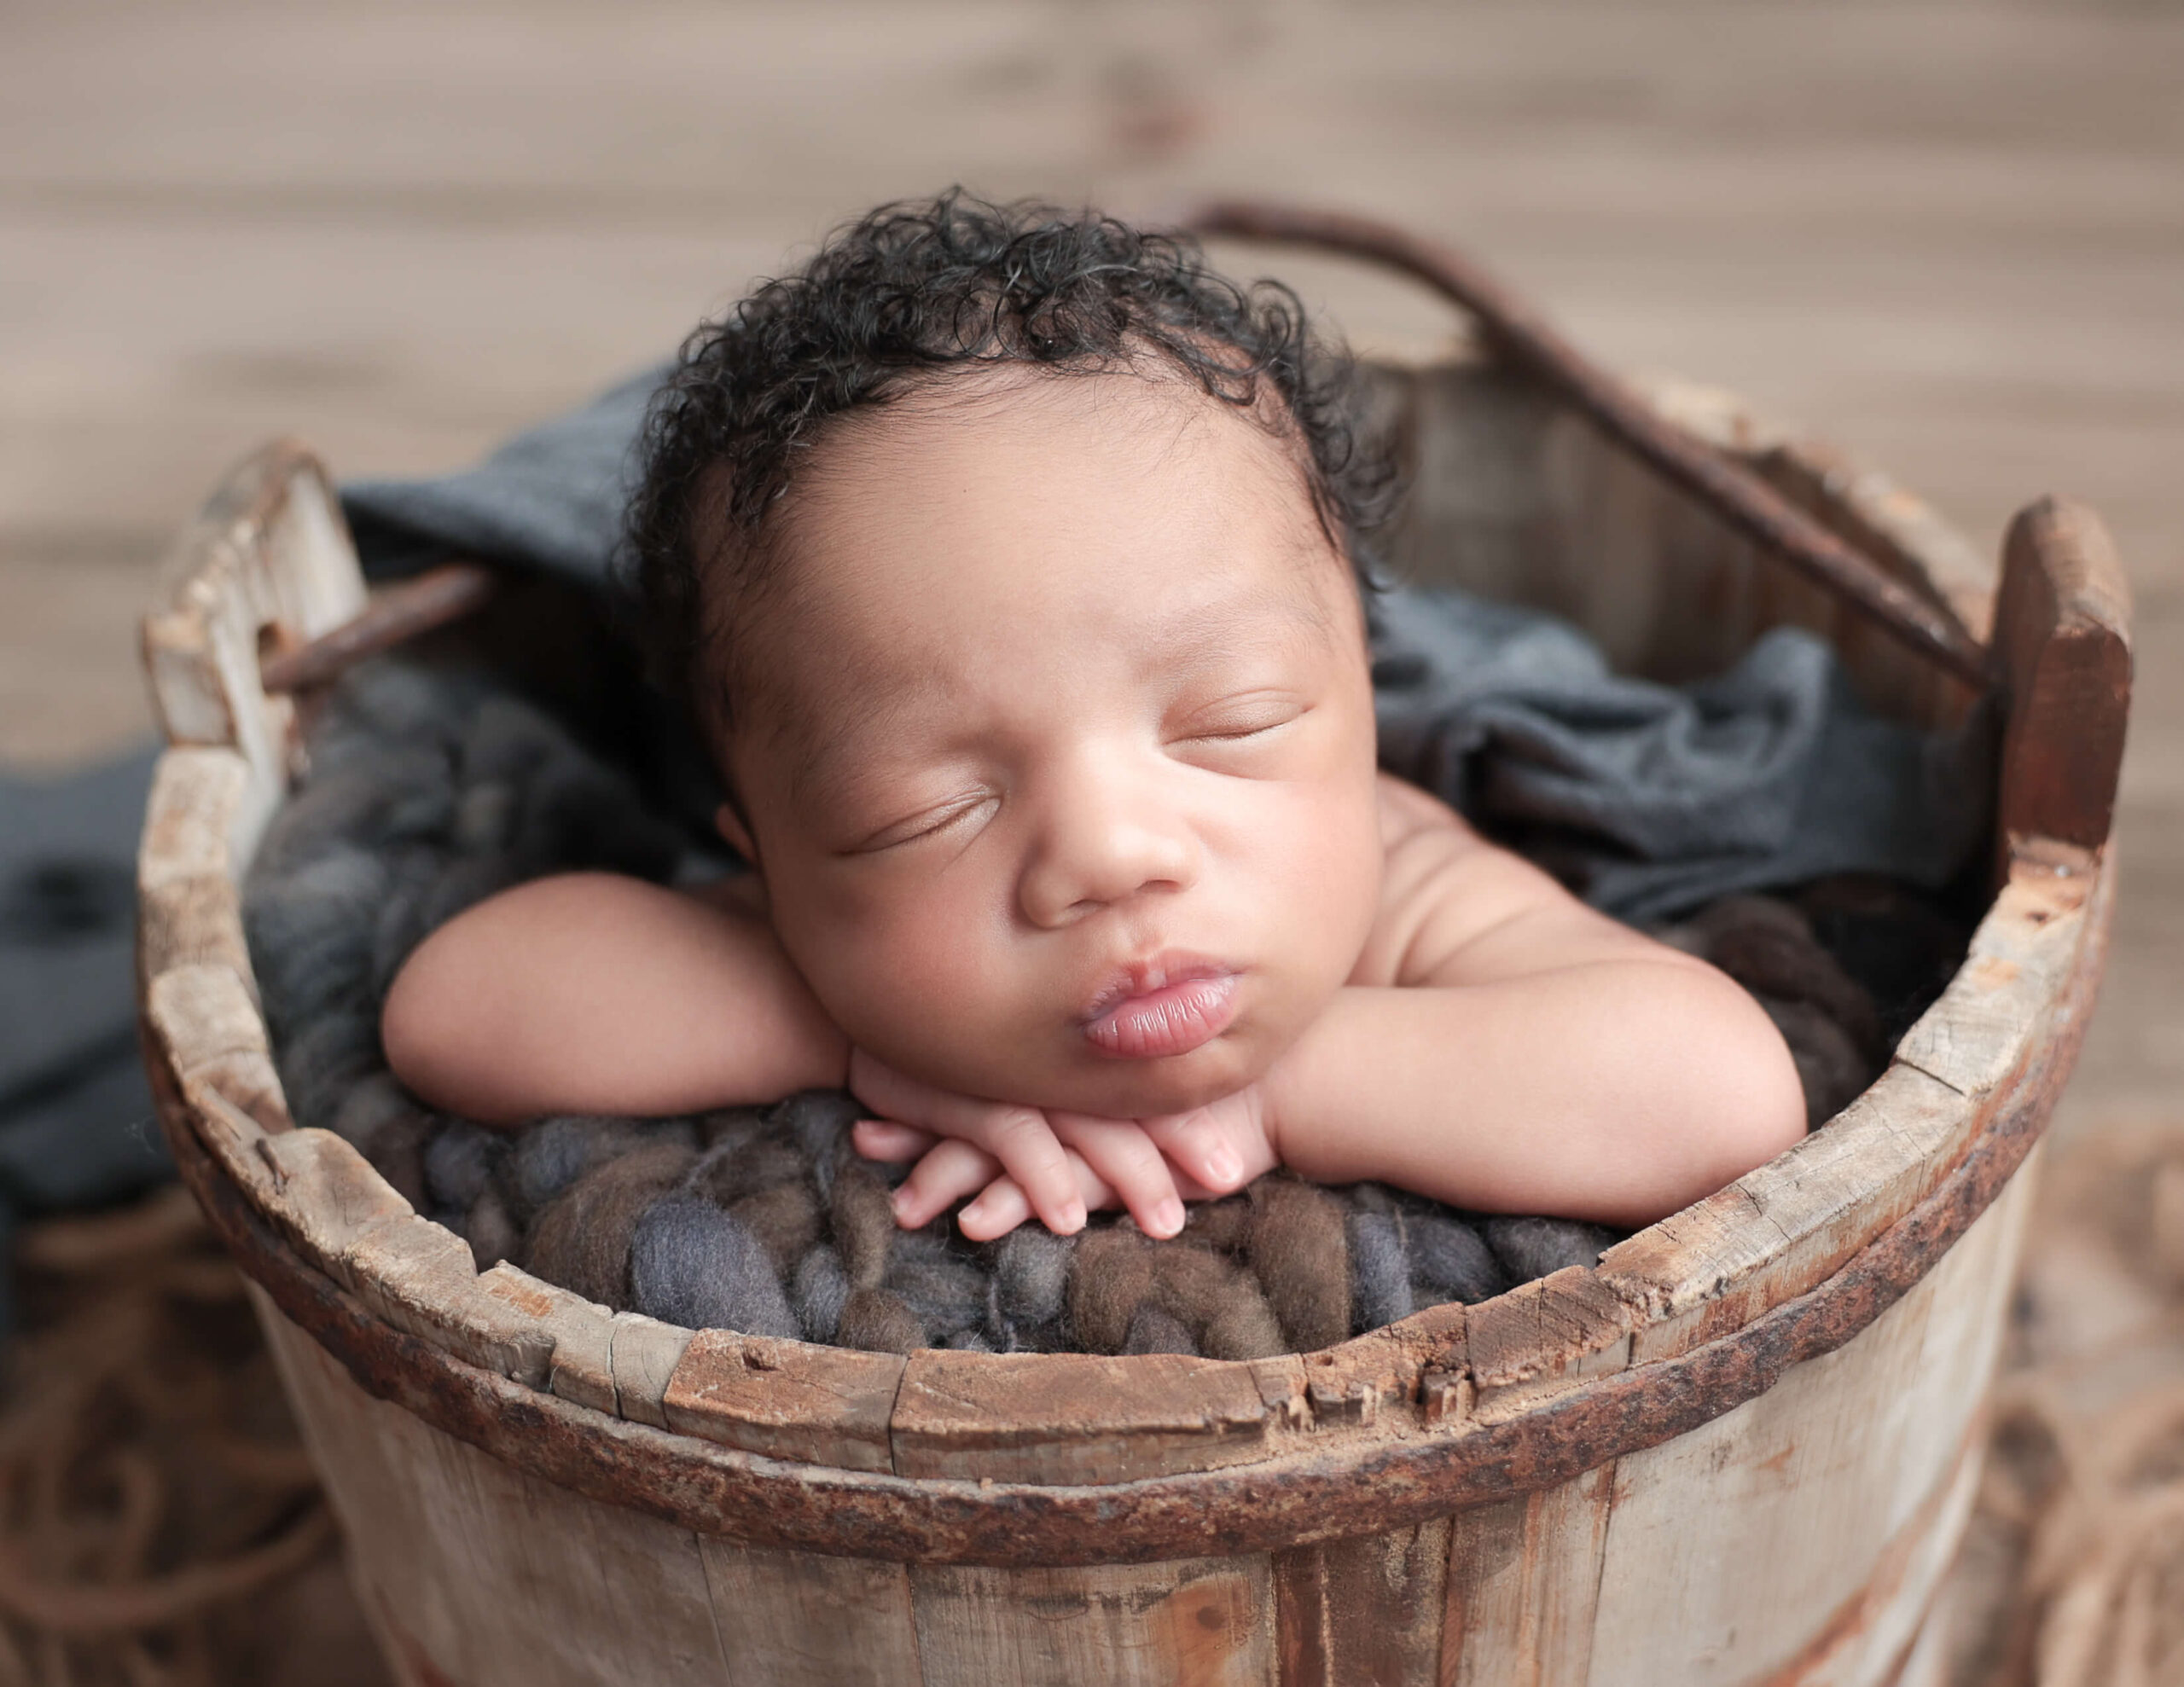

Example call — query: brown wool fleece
[689,1135,807,1205]
[694,1105,770,1152]
[523,1141,696,1310]
[829,1157,899,1291]
[1066,1226,1288,1359]
[729,1180,822,1272]
[1123,1305,1199,1357]
[834,1286,927,1354]
[1181,1197,1254,1256]
[1154,1241,1287,1360]
[1248,1175,1353,1353]
[1066,1228,1159,1354]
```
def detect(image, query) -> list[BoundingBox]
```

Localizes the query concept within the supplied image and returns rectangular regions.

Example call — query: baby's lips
[1081,973,1240,1060]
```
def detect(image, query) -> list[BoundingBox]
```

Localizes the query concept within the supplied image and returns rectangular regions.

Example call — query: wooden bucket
[135,217,2130,1687]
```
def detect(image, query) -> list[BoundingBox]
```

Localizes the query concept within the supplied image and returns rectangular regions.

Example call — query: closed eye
[844,791,996,855]
[1171,693,1310,745]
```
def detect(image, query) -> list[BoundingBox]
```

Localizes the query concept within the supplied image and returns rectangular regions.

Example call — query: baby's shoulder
[1355,773,1575,988]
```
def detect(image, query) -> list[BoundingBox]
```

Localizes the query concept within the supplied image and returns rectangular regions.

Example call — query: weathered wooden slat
[478,1266,619,1417]
[136,746,257,978]
[1607,1062,1966,1365]
[608,1312,695,1429]
[1586,1165,2033,1687]
[141,440,363,847]
[1895,867,2091,1102]
[1990,496,2132,856]
[253,1127,414,1265]
[665,1330,903,1473]
[256,1297,735,1687]
[701,1540,922,1687]
[1438,1463,1617,1687]
[1602,853,2090,1366]
[912,1557,1276,1686]
[1464,1268,1633,1418]
[891,1351,1274,1484]
[1274,1519,1452,1686]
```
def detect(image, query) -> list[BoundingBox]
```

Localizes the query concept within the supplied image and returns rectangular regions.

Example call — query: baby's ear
[714,802,759,867]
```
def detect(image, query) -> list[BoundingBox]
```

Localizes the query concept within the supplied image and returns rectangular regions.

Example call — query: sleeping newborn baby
[382,192,1805,1246]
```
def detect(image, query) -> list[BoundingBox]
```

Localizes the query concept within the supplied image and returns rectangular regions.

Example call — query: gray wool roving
[791,1245,851,1342]
[423,1122,505,1211]
[631,1196,799,1338]
[1349,1210,1415,1332]
[1408,1212,1507,1306]
[240,657,1932,1358]
[1481,1215,1622,1284]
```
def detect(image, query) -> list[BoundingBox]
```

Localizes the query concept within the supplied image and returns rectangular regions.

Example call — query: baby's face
[716,371,1385,1118]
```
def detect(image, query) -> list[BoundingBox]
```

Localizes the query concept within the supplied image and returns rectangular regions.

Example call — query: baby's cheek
[812,906,1009,1060]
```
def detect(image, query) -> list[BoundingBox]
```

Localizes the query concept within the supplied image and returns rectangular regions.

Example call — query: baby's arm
[383,873,1246,1234]
[1262,781,1808,1228]
[381,872,847,1124]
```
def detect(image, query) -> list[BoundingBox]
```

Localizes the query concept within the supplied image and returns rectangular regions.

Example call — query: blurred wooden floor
[2,4,2179,1677]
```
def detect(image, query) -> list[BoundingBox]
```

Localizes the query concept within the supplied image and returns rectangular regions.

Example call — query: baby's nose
[1016,765,1199,928]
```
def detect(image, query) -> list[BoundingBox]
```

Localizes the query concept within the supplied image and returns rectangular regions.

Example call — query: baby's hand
[845,1048,1274,1242]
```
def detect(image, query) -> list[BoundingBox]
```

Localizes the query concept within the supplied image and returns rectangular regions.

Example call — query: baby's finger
[1049,1114,1184,1238]
[1136,1109,1250,1196]
[847,1054,1083,1236]
[851,1118,937,1162]
[891,1139,1002,1230]
[964,1104,1086,1235]
[956,1174,1033,1243]
[957,1154,1120,1244]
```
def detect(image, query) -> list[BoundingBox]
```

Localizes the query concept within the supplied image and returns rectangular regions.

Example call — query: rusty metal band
[1181,200,1992,691]
[259,561,500,695]
[145,852,2105,1568]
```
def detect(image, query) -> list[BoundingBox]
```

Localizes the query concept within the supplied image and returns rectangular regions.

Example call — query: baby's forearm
[382,873,849,1125]
[1264,964,1807,1229]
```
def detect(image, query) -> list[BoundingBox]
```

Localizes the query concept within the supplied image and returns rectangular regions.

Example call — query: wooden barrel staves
[134,209,2130,1687]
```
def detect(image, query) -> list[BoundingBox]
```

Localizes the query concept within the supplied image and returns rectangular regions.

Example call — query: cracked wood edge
[140,439,367,855]
[1602,849,2105,1368]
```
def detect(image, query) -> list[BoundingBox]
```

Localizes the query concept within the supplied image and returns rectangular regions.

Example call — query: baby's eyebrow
[775,687,917,815]
[1144,578,1335,661]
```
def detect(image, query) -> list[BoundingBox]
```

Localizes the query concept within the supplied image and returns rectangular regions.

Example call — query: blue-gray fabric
[0,751,173,1336]
[342,364,1991,923]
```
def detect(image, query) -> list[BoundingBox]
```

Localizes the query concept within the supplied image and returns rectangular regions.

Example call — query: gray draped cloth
[0,751,171,1336]
[344,363,1993,923]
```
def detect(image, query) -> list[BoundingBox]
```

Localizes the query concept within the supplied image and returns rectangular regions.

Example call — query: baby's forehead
[714,368,1360,777]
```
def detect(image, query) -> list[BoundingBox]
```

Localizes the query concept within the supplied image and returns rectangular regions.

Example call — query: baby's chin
[964,1037,1264,1122]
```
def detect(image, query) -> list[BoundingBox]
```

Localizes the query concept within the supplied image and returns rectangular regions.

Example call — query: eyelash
[856,791,993,853]
[1187,721,1284,742]
[1176,703,1305,745]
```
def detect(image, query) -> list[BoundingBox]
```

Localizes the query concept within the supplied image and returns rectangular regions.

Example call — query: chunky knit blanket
[241,660,1963,1357]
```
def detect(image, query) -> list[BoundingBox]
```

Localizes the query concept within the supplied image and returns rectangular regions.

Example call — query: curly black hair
[621,188,1397,737]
